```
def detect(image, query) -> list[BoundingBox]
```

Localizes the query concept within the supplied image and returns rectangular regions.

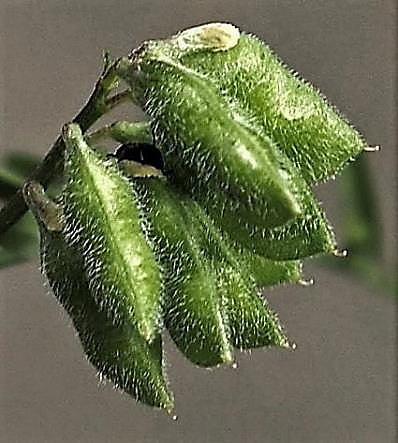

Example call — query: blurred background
[0,1,396,442]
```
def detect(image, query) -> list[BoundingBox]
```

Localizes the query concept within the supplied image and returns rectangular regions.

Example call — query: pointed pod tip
[102,50,114,70]
[62,123,92,160]
[159,393,176,417]
[171,414,178,422]
[223,347,235,365]
[163,402,176,417]
[279,338,293,350]
[298,277,315,287]
[280,339,297,350]
[333,248,348,258]
[149,397,175,416]
[62,122,81,140]
[22,181,63,231]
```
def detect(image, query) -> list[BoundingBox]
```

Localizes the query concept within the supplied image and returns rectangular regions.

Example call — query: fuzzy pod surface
[62,123,162,341]
[111,138,336,261]
[214,182,337,261]
[117,148,303,285]
[127,169,294,357]
[181,200,293,350]
[23,183,173,412]
[121,31,311,231]
[130,174,233,367]
[182,198,303,287]
[240,252,302,289]
[216,264,291,350]
[160,23,368,184]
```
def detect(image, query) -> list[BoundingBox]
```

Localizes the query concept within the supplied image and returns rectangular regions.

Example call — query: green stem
[87,120,152,146]
[0,56,132,238]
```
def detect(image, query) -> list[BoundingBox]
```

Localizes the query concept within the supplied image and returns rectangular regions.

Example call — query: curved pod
[62,123,161,341]
[24,183,173,411]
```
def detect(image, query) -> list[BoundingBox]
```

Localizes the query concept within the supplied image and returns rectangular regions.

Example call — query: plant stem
[87,120,152,146]
[0,56,131,238]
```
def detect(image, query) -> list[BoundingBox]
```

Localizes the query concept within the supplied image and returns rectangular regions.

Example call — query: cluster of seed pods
[24,23,370,412]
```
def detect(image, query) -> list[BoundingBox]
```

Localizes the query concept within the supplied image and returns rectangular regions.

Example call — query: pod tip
[333,248,348,258]
[364,145,381,152]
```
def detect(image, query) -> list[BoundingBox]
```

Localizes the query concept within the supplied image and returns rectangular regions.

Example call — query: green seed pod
[215,184,337,261]
[165,255,232,366]
[121,33,308,230]
[177,191,303,287]
[128,173,233,367]
[62,123,161,341]
[108,129,336,260]
[117,150,303,283]
[23,182,173,412]
[181,201,292,350]
[240,251,302,289]
[118,24,341,258]
[216,264,290,350]
[158,23,368,184]
[122,161,294,354]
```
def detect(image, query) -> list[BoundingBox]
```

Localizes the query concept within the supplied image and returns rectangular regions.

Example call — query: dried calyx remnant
[23,23,371,413]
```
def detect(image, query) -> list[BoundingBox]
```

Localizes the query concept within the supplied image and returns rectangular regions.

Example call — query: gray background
[0,1,396,442]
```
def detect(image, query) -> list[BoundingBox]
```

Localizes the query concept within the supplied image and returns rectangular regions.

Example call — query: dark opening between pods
[109,143,164,172]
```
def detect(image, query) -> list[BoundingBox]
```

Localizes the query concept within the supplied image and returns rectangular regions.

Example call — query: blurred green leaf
[3,152,40,178]
[0,152,41,200]
[324,155,396,296]
[0,211,39,268]
[0,152,59,268]
[0,152,40,266]
[338,156,382,258]
[0,169,21,199]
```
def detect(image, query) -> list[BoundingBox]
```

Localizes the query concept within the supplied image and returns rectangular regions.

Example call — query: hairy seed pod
[117,146,303,283]
[62,123,161,341]
[181,201,293,350]
[216,264,290,350]
[111,138,336,260]
[121,35,309,230]
[157,23,368,184]
[178,192,303,287]
[23,182,173,412]
[215,183,337,261]
[121,161,294,355]
[128,172,233,367]
[240,252,302,289]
